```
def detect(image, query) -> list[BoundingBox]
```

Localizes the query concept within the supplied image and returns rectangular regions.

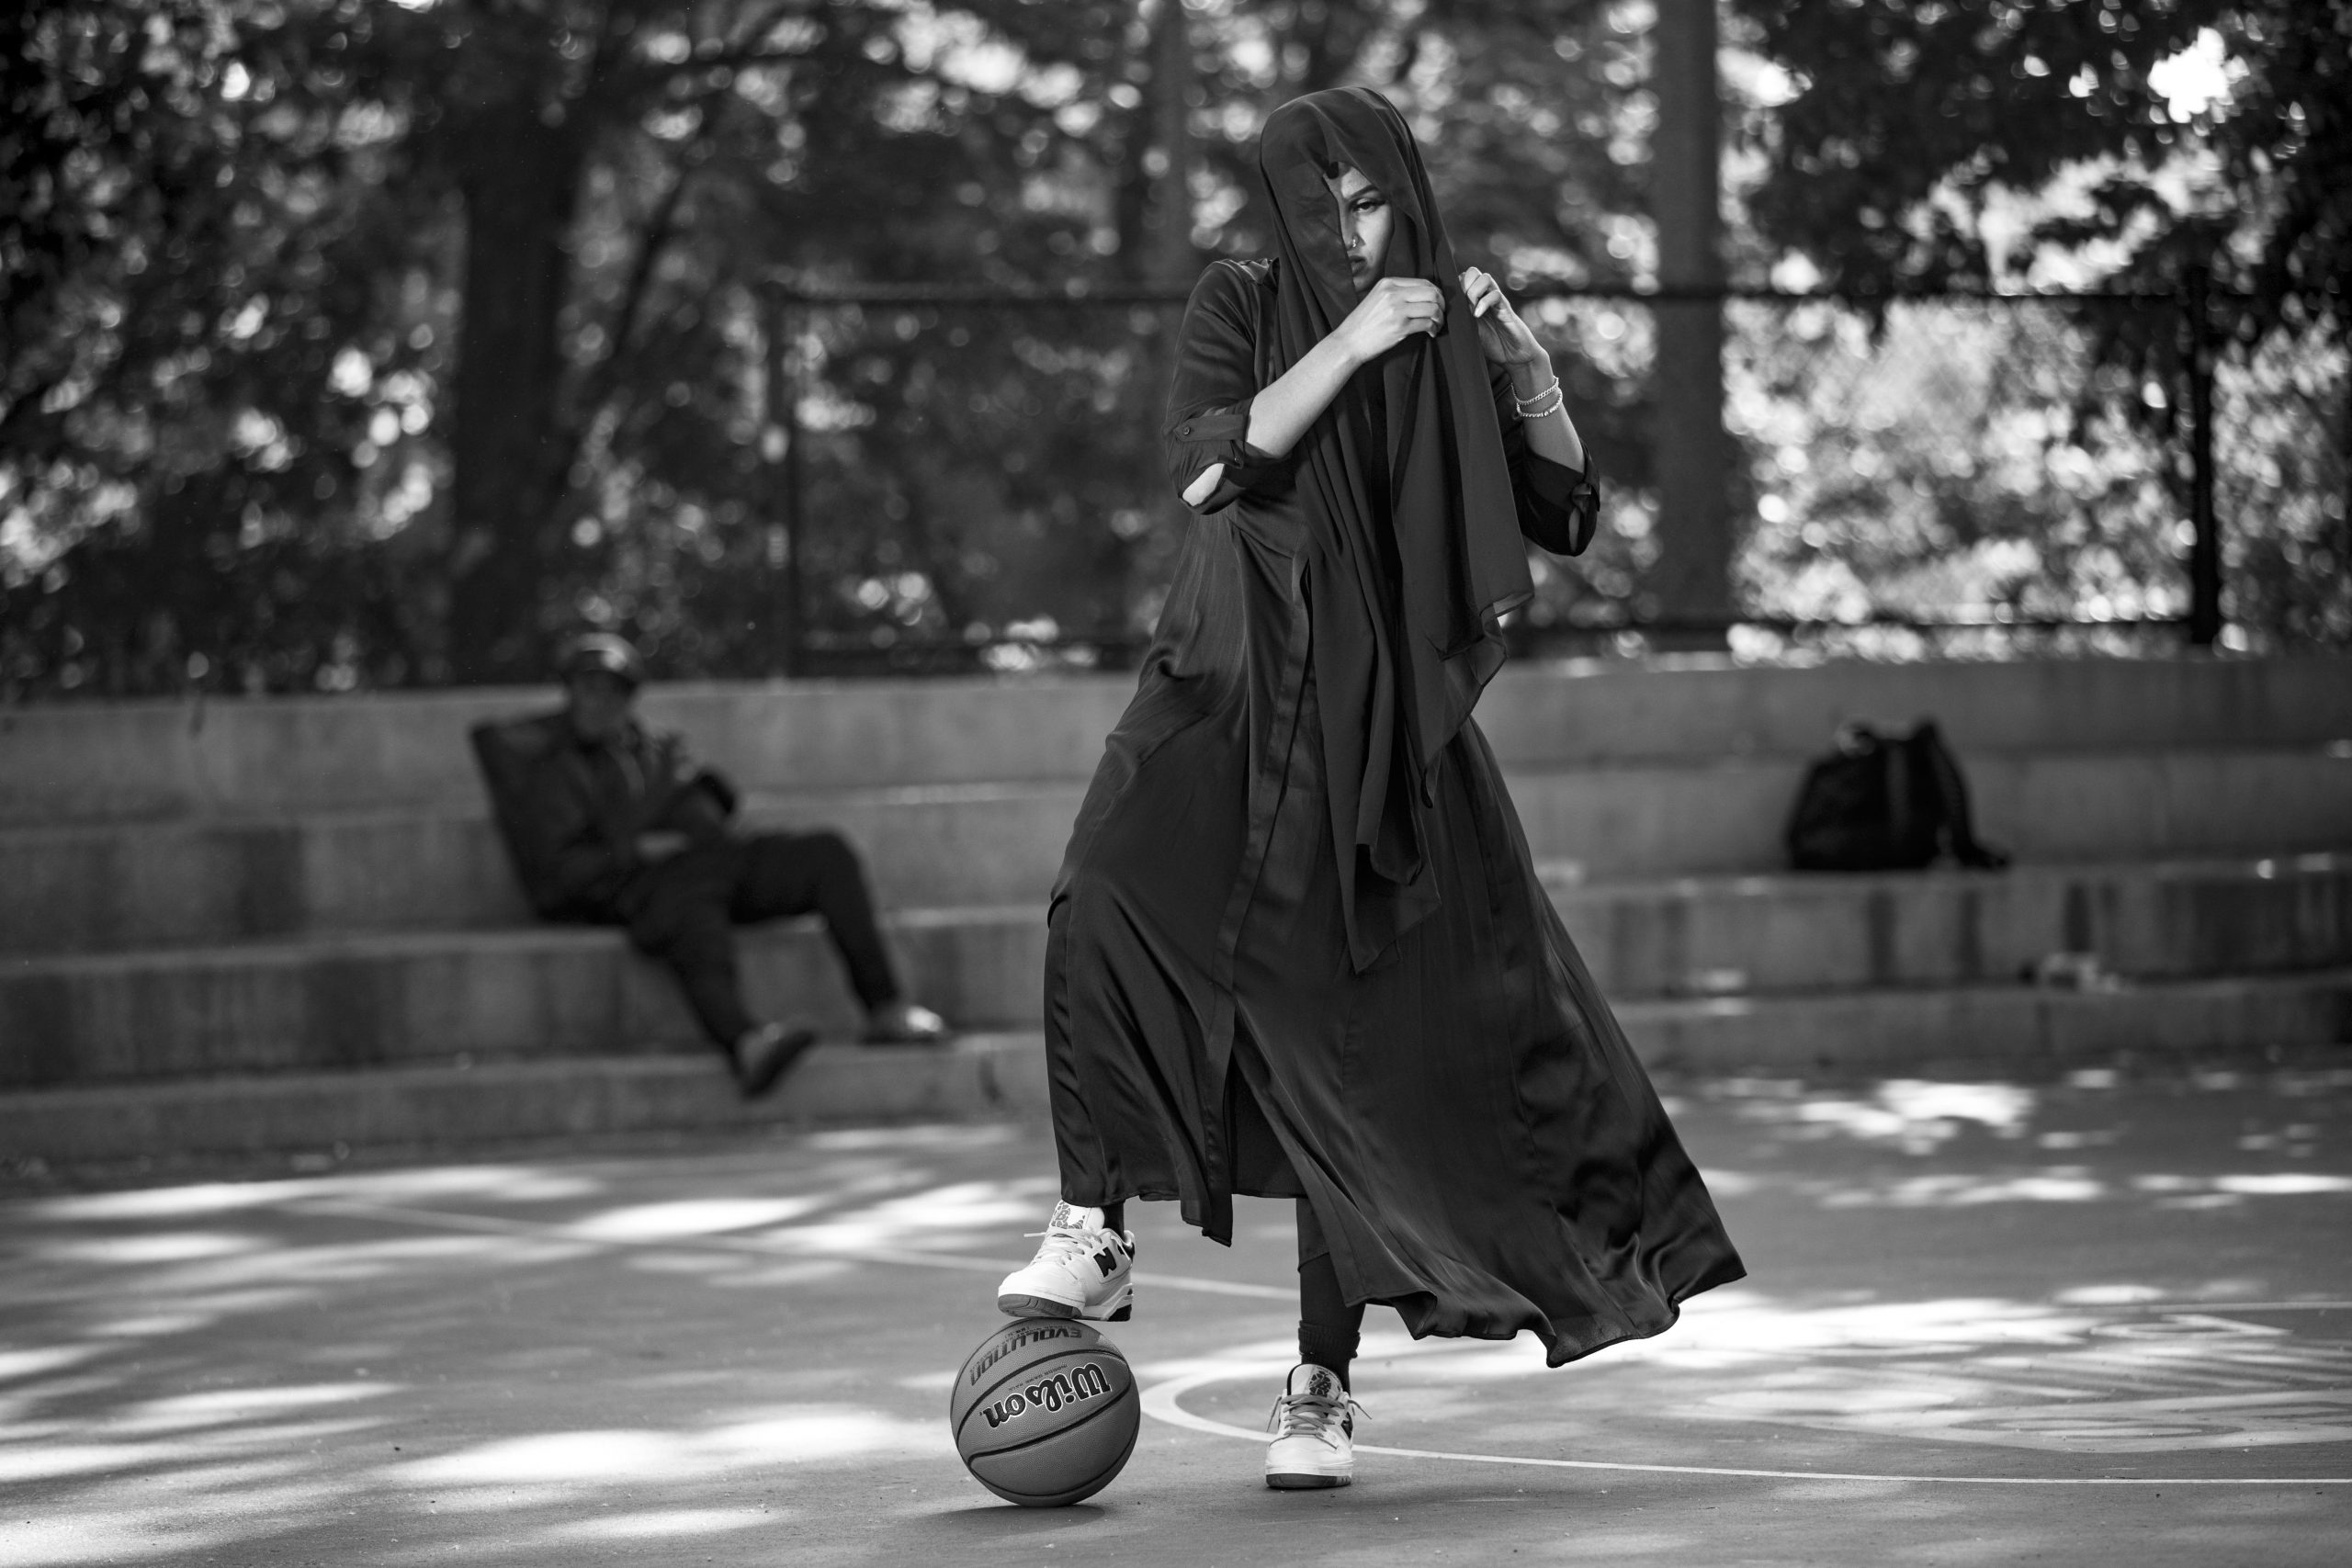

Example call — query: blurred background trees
[3,0,2345,694]
[1731,0,2349,653]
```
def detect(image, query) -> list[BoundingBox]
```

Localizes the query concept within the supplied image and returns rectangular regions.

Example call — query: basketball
[950,1317,1140,1506]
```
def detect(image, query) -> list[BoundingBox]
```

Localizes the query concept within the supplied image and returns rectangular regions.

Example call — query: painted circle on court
[1139,1332,2352,1487]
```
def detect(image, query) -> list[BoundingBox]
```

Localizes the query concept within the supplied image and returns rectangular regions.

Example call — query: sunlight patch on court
[22,1165,605,1223]
[395,1404,951,1489]
[759,1175,1060,1254]
[567,1195,830,1242]
[537,1506,780,1541]
[1737,1078,2038,1155]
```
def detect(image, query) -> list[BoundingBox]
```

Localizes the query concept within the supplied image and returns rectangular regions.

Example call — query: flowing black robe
[1041,261,1746,1367]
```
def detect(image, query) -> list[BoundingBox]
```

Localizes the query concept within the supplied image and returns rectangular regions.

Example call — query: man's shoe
[1264,1363,1357,1489]
[861,1000,950,1045]
[730,1021,817,1100]
[995,1201,1135,1320]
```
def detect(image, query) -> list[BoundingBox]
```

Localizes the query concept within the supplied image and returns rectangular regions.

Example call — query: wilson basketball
[950,1318,1140,1506]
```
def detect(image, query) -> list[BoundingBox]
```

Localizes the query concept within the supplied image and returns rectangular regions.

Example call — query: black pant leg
[730,830,902,1010]
[1296,1198,1364,1385]
[1914,721,2007,865]
[622,846,757,1050]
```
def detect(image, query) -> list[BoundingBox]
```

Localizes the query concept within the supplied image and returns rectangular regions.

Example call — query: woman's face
[1326,165,1392,295]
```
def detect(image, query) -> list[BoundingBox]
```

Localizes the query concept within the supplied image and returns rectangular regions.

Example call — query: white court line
[290,1197,1292,1299]
[1138,1348,2352,1488]
[2105,1301,2352,1313]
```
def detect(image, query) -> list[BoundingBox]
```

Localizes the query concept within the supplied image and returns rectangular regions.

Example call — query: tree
[1732,0,2350,646]
[1737,0,2348,307]
[2,2,446,694]
[7,0,1679,693]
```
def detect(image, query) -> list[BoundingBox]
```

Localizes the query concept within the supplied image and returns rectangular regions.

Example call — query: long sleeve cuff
[1521,450,1600,557]
[1167,404,1289,513]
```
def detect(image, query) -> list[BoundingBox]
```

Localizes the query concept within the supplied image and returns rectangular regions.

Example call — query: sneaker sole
[994,1282,1134,1322]
[1266,1472,1351,1490]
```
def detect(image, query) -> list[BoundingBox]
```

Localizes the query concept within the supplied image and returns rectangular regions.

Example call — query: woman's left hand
[1460,267,1544,369]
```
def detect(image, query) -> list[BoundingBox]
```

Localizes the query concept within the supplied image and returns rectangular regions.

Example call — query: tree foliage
[2,0,2343,697]
[4,0,1663,694]
[2,2,441,693]
[1733,0,2350,646]
[1736,0,2348,306]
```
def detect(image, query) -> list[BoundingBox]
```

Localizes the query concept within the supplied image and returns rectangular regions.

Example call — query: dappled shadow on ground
[2,1077,2347,1565]
[0,1126,1048,1564]
[1676,1064,2352,1211]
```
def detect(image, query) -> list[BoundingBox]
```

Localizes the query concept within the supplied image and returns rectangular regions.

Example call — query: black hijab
[1258,87,1533,970]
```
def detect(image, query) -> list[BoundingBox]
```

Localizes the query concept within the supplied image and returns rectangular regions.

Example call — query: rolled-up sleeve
[1165,264,1291,513]
[1491,365,1600,557]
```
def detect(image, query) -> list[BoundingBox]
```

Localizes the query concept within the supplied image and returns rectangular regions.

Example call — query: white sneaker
[1264,1362,1358,1489]
[995,1201,1136,1321]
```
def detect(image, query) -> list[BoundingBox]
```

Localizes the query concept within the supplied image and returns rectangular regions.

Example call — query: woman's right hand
[1238,275,1446,462]
[1335,276,1446,366]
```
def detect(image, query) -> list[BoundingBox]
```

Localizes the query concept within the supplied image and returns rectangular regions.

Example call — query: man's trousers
[616,831,900,1048]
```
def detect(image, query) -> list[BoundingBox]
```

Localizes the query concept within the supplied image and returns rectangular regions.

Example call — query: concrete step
[0,787,1087,953]
[0,682,1128,828]
[7,657,2349,827]
[6,974,2346,1166]
[1512,744,2352,886]
[6,745,2347,954]
[0,1033,1053,1167]
[1549,853,2352,998]
[0,908,1045,1089]
[1618,968,2352,1078]
[5,857,2346,1090]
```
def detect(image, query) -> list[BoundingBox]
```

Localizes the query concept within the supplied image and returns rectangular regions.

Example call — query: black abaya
[1043,92,1744,1367]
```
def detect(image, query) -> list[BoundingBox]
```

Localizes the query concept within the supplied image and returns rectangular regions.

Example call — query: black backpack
[1785,719,2009,873]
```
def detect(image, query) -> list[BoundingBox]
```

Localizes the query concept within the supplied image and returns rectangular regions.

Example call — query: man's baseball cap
[559,633,645,688]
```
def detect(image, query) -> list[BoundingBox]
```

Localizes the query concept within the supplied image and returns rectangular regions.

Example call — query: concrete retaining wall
[3,655,2347,1158]
[6,655,2349,825]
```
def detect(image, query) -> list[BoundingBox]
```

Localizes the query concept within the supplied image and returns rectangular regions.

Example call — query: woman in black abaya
[994,87,1746,1490]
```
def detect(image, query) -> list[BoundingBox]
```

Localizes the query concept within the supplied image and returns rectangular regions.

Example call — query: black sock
[1100,1200,1125,1235]
[1297,1247,1363,1391]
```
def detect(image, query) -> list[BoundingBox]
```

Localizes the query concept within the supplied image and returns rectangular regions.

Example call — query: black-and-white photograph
[2,0,2346,1561]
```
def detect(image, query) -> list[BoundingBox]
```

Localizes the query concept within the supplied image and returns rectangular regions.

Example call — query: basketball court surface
[4,1066,2346,1565]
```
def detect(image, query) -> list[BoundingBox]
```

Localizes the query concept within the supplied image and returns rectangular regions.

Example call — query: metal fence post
[1649,0,1733,649]
[770,290,808,679]
[2186,264,2222,647]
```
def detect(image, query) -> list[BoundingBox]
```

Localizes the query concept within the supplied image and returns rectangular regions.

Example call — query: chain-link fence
[6,280,2335,696]
[763,281,2347,675]
[765,292,1186,676]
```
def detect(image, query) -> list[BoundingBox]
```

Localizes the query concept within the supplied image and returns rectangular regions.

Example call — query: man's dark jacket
[470,711,737,919]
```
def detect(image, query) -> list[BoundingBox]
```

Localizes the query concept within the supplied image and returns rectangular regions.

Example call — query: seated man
[470,633,947,1098]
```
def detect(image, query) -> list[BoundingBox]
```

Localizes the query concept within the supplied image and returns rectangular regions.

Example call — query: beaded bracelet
[1510,372,1559,412]
[1513,380,1565,421]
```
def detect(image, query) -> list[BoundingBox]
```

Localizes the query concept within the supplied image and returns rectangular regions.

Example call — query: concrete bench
[4,748,2348,955]
[5,857,2345,1089]
[3,655,2347,1163]
[6,657,2349,825]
